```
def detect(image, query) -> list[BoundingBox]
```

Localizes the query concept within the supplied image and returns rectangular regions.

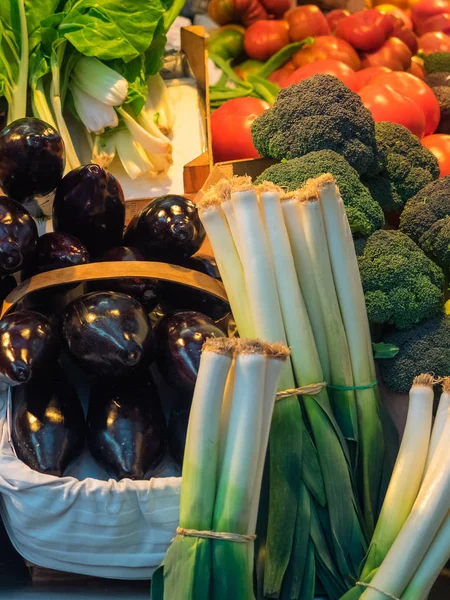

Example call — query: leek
[360,374,434,581]
[425,380,450,472]
[360,377,450,600]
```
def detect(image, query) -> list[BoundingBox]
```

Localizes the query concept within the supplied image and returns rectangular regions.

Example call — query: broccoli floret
[378,314,450,393]
[255,150,384,237]
[361,122,440,214]
[432,86,450,134]
[420,216,450,270]
[425,72,450,88]
[358,230,444,330]
[424,52,450,74]
[400,176,450,243]
[251,74,377,176]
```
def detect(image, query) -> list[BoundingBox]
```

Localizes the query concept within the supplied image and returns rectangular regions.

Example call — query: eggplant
[167,408,189,466]
[89,246,159,311]
[0,118,64,203]
[87,377,166,479]
[123,195,205,261]
[52,164,125,256]
[158,254,230,321]
[32,232,90,275]
[61,291,153,378]
[0,310,59,386]
[11,367,85,476]
[0,196,38,275]
[154,311,225,402]
[0,275,16,304]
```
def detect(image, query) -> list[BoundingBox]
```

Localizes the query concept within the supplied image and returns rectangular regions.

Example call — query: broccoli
[378,314,450,393]
[254,150,384,237]
[424,52,450,74]
[431,86,450,134]
[425,72,450,88]
[358,230,445,330]
[420,216,450,271]
[361,122,440,215]
[251,74,377,176]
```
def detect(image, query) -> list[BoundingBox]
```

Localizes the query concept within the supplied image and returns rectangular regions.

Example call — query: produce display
[0,4,450,599]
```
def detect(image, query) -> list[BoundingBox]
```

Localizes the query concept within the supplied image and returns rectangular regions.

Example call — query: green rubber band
[328,381,378,392]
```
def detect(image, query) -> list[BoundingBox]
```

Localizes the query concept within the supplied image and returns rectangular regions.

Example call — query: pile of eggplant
[0,117,230,480]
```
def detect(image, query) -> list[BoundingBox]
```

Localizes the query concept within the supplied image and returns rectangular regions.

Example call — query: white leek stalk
[145,74,176,135]
[281,195,330,382]
[71,57,128,106]
[361,377,450,600]
[295,186,358,450]
[92,134,116,169]
[162,338,234,599]
[198,187,254,338]
[114,129,152,180]
[425,382,450,472]
[71,84,119,134]
[360,374,435,580]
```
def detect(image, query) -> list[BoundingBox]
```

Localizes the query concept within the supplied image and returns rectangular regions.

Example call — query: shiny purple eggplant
[52,165,125,256]
[0,310,59,386]
[87,377,166,479]
[0,196,38,275]
[61,291,153,377]
[154,311,225,400]
[168,408,189,466]
[123,195,205,261]
[12,367,85,476]
[32,232,90,274]
[0,118,64,203]
[90,246,159,311]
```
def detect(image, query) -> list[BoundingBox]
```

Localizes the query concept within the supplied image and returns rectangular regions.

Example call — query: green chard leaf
[372,342,400,359]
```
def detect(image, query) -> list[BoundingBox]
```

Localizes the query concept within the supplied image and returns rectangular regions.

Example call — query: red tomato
[354,66,392,91]
[244,20,290,61]
[335,9,393,51]
[292,36,361,71]
[383,14,419,53]
[418,12,450,35]
[370,71,440,135]
[285,59,358,91]
[268,61,296,86]
[418,30,450,53]
[326,9,351,31]
[412,0,450,27]
[360,37,412,71]
[375,5,413,29]
[422,134,450,176]
[211,98,269,163]
[285,5,330,42]
[260,0,291,18]
[358,83,426,137]
[407,57,426,79]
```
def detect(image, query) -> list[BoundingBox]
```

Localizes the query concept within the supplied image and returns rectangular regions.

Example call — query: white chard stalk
[71,56,128,106]
[361,375,450,600]
[114,129,152,180]
[146,74,176,135]
[71,84,119,134]
[92,134,116,169]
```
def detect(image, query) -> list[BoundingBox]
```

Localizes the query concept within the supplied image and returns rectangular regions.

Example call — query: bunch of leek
[151,337,290,600]
[198,176,387,598]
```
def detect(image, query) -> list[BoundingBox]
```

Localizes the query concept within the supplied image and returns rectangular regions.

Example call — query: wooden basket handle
[1,261,228,318]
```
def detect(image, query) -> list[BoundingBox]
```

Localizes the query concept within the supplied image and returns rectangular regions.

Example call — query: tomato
[260,0,291,18]
[244,20,290,61]
[421,134,450,176]
[285,5,330,42]
[383,14,419,53]
[373,0,410,9]
[211,98,269,163]
[358,83,427,137]
[292,36,361,71]
[407,56,426,78]
[326,9,351,31]
[370,71,440,135]
[374,5,414,29]
[418,12,450,34]
[335,9,393,51]
[354,66,392,90]
[412,0,450,27]
[268,61,296,86]
[285,59,358,91]
[418,30,450,52]
[360,37,412,70]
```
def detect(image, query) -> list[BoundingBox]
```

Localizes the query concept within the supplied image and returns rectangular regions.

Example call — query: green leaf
[144,18,166,78]
[107,55,148,115]
[372,342,400,359]
[25,0,60,45]
[58,0,165,63]
[161,0,185,32]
